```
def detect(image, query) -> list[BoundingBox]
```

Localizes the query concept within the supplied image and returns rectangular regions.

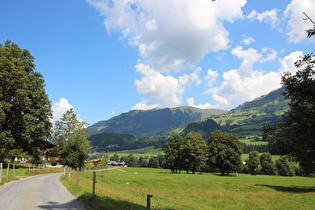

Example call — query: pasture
[61,167,315,210]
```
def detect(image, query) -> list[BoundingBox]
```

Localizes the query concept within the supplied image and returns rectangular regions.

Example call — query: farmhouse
[42,148,63,168]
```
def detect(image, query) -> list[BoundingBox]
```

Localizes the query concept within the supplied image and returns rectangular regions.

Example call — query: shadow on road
[38,199,86,210]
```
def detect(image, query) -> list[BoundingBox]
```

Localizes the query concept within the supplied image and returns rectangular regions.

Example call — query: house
[42,148,63,168]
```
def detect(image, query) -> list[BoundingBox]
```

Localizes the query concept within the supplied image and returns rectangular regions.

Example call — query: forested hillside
[87,106,227,136]
[88,87,289,153]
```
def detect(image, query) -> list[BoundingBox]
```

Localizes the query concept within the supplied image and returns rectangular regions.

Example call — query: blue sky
[1,0,314,125]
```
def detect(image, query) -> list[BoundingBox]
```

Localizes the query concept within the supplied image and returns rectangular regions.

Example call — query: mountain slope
[87,106,227,136]
[212,86,289,137]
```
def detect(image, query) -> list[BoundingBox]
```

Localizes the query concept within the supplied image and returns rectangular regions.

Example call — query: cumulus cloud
[204,69,219,87]
[206,48,302,108]
[87,0,246,71]
[278,50,303,74]
[213,94,230,106]
[51,98,74,125]
[186,97,219,109]
[284,0,315,43]
[240,35,255,45]
[179,67,202,86]
[248,9,279,27]
[133,62,183,110]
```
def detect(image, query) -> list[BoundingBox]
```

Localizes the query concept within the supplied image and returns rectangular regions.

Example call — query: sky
[1,0,315,125]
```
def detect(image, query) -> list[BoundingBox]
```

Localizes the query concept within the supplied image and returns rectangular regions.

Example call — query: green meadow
[61,167,315,210]
[105,146,164,158]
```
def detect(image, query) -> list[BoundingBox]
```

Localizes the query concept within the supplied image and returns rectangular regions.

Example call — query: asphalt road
[0,173,86,210]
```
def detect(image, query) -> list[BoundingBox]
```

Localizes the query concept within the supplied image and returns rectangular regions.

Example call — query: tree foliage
[164,133,207,174]
[248,151,261,175]
[275,158,294,176]
[52,108,91,169]
[263,19,315,176]
[164,134,185,173]
[260,152,276,175]
[181,133,207,174]
[207,130,242,175]
[0,40,52,162]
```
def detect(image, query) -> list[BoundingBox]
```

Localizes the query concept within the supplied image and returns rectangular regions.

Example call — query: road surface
[0,173,86,210]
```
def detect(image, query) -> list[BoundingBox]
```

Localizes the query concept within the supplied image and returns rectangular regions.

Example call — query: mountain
[211,86,289,137]
[231,86,287,112]
[87,106,227,136]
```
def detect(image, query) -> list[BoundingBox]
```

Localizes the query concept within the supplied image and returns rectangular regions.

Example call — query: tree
[263,16,315,176]
[110,154,120,162]
[125,154,137,167]
[0,40,52,162]
[164,134,185,173]
[181,133,207,174]
[260,152,276,175]
[248,151,261,175]
[207,130,242,175]
[275,158,294,176]
[52,108,91,170]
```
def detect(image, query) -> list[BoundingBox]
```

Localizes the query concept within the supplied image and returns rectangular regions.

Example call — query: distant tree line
[241,143,281,155]
[244,151,302,176]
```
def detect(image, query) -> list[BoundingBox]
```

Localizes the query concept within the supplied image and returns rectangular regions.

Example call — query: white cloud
[240,35,255,45]
[213,94,230,106]
[186,97,195,107]
[108,111,116,117]
[284,0,315,43]
[248,9,279,27]
[51,98,74,125]
[260,47,277,63]
[133,63,183,109]
[186,97,219,109]
[87,0,246,71]
[278,50,303,74]
[179,67,202,86]
[206,48,302,108]
[204,69,219,87]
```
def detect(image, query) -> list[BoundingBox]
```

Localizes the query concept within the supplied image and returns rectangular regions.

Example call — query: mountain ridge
[87,106,227,136]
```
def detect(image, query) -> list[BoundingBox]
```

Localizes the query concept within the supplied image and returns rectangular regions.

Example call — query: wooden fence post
[6,163,10,182]
[76,168,79,186]
[0,163,2,183]
[147,194,153,210]
[92,171,96,197]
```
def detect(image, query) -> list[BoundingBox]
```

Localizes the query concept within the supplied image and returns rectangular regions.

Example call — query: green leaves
[52,108,91,169]
[0,40,52,161]
[207,130,242,175]
[264,51,315,175]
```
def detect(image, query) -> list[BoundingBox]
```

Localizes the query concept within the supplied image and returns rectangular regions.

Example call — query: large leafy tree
[164,134,185,173]
[207,130,242,175]
[0,40,52,162]
[52,108,91,170]
[181,133,207,174]
[263,19,315,175]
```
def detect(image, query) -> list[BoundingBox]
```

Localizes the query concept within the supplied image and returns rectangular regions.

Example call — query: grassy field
[105,146,164,158]
[61,167,315,210]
